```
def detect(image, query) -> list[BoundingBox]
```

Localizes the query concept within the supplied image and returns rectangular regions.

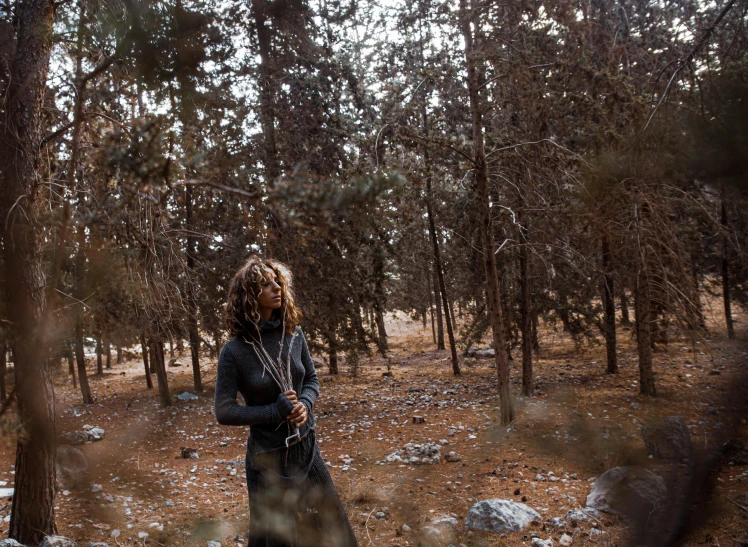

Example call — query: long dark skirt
[246,431,358,547]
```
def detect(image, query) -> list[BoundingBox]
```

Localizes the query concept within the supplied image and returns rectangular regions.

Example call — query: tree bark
[460,0,513,423]
[105,340,111,370]
[519,214,533,395]
[635,201,656,396]
[327,329,338,375]
[721,189,735,339]
[96,335,103,375]
[66,344,76,389]
[426,177,459,374]
[602,235,618,374]
[74,332,92,404]
[150,339,171,407]
[0,1,58,542]
[140,333,153,389]
[116,345,123,364]
[620,286,631,326]
[0,338,6,401]
[251,0,280,184]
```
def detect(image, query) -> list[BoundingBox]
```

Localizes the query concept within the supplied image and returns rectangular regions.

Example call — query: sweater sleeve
[214,343,293,426]
[297,329,320,414]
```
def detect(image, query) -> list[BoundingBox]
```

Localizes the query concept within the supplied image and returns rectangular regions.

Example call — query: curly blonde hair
[225,255,302,335]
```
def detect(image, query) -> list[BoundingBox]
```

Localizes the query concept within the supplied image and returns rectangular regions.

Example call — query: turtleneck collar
[257,308,282,333]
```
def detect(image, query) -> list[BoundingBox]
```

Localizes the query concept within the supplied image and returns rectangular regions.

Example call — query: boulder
[419,518,457,547]
[734,492,748,506]
[444,452,461,463]
[0,540,24,547]
[0,488,13,498]
[586,466,666,516]
[641,416,692,462]
[465,499,541,532]
[559,534,573,546]
[56,445,89,489]
[88,427,105,441]
[175,392,199,401]
[167,359,183,367]
[39,537,76,547]
[566,508,600,524]
[531,539,553,547]
[84,544,109,547]
[63,431,90,446]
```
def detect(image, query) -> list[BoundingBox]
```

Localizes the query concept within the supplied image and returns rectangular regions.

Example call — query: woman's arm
[297,330,320,415]
[214,344,296,426]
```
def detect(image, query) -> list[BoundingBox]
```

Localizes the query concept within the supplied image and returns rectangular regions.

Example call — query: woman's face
[257,267,283,312]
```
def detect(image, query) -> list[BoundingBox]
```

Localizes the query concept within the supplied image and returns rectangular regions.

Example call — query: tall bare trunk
[105,340,111,370]
[96,335,103,375]
[426,177,459,374]
[0,338,6,401]
[116,345,123,364]
[327,328,338,375]
[460,0,513,423]
[620,287,631,326]
[150,339,171,407]
[635,201,656,396]
[602,235,618,374]
[252,0,280,184]
[0,0,58,542]
[519,214,532,395]
[721,189,735,339]
[140,333,153,389]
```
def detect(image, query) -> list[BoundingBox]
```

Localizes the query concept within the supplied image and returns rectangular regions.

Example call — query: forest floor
[0,310,746,547]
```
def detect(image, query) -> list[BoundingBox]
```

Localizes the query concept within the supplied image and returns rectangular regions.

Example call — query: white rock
[465,499,541,532]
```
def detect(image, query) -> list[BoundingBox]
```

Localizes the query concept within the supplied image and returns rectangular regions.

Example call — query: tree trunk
[460,0,513,423]
[721,190,735,339]
[635,201,656,397]
[150,340,171,407]
[519,216,533,395]
[426,177,459,374]
[116,345,123,364]
[74,333,92,404]
[531,309,540,354]
[140,333,153,389]
[66,344,76,389]
[620,287,631,326]
[0,1,58,542]
[327,329,338,375]
[105,341,111,370]
[602,235,618,374]
[0,339,6,401]
[689,254,706,331]
[427,267,436,344]
[252,0,280,184]
[96,335,103,375]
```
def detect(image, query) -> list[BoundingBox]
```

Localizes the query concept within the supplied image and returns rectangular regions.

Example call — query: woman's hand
[284,390,298,405]
[287,403,308,427]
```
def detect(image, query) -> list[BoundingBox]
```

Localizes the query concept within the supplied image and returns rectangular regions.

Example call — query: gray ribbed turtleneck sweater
[214,313,319,454]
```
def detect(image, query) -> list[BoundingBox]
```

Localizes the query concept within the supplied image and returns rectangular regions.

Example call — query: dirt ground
[0,306,746,547]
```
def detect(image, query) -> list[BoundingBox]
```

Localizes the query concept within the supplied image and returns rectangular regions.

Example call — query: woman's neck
[259,307,273,320]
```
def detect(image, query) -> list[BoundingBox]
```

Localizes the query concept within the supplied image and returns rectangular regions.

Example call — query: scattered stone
[589,528,607,537]
[402,524,412,533]
[176,392,199,401]
[167,358,184,367]
[181,447,199,459]
[0,540,24,547]
[629,402,640,410]
[559,533,573,546]
[641,416,692,462]
[586,466,666,516]
[549,517,565,528]
[90,483,102,492]
[88,427,105,441]
[722,439,748,465]
[63,431,90,446]
[56,445,89,489]
[566,508,600,524]
[444,451,461,463]
[164,499,175,507]
[412,416,426,424]
[531,539,553,547]
[465,499,541,532]
[420,518,457,547]
[206,542,221,547]
[385,443,442,465]
[39,537,77,547]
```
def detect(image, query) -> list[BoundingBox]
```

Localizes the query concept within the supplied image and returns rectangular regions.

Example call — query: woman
[215,255,358,547]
